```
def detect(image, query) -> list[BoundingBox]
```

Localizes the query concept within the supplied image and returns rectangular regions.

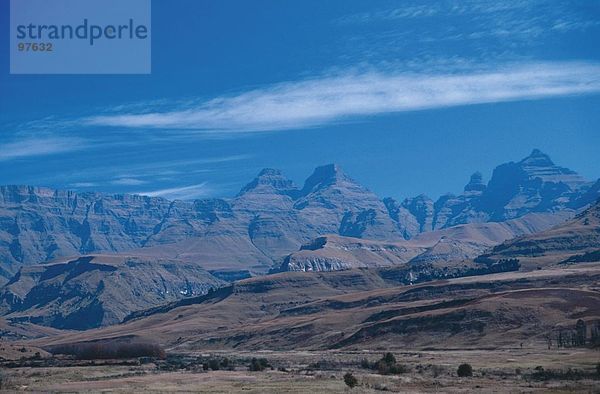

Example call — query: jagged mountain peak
[519,148,555,167]
[464,171,486,193]
[409,193,433,202]
[257,168,283,177]
[237,168,298,196]
[513,149,585,187]
[311,163,345,179]
[301,163,350,194]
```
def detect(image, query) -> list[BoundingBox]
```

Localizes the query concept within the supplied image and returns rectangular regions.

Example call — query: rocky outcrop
[384,194,434,238]
[279,211,573,272]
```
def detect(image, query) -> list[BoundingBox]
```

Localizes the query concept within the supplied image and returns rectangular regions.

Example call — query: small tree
[382,352,396,365]
[457,363,473,377]
[343,372,358,388]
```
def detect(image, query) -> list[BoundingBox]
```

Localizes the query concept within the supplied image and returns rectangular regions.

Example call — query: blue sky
[1,0,600,201]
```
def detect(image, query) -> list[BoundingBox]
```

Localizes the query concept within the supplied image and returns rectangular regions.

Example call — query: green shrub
[374,353,408,375]
[249,357,270,371]
[343,372,358,388]
[49,341,165,360]
[529,367,587,381]
[220,357,233,370]
[207,358,220,370]
[376,360,409,375]
[457,363,473,377]
[596,362,600,376]
[382,352,396,365]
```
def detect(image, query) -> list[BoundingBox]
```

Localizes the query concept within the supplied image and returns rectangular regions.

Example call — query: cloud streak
[85,62,600,133]
[111,178,147,186]
[0,137,86,161]
[137,183,211,200]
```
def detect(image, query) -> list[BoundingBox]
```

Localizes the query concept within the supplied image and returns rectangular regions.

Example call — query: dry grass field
[1,347,599,392]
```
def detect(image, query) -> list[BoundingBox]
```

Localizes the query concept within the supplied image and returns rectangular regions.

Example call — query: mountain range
[0,150,599,331]
[22,199,600,345]
[1,149,597,285]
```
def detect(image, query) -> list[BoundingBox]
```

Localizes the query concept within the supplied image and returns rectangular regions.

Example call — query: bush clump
[457,363,473,377]
[343,372,358,388]
[202,357,234,371]
[208,358,221,370]
[596,362,600,377]
[382,352,396,365]
[375,352,409,375]
[249,357,270,371]
[49,340,165,360]
[529,367,597,381]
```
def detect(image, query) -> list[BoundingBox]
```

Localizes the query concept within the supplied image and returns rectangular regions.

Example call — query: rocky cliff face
[0,150,597,281]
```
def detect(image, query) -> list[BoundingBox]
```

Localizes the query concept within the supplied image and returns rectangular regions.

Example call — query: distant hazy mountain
[384,149,596,236]
[0,150,597,282]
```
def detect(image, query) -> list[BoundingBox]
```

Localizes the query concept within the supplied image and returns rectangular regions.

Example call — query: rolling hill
[0,255,224,329]
[30,264,600,351]
[477,199,600,269]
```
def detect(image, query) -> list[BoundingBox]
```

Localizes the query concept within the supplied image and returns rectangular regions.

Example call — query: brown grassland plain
[1,347,599,392]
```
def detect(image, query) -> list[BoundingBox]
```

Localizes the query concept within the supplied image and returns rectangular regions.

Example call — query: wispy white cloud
[32,154,251,195]
[333,1,599,65]
[0,137,86,161]
[337,0,599,32]
[85,62,600,133]
[111,177,147,186]
[70,182,98,188]
[137,183,211,200]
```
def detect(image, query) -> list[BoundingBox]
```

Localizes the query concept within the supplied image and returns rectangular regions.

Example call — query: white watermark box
[10,0,151,74]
